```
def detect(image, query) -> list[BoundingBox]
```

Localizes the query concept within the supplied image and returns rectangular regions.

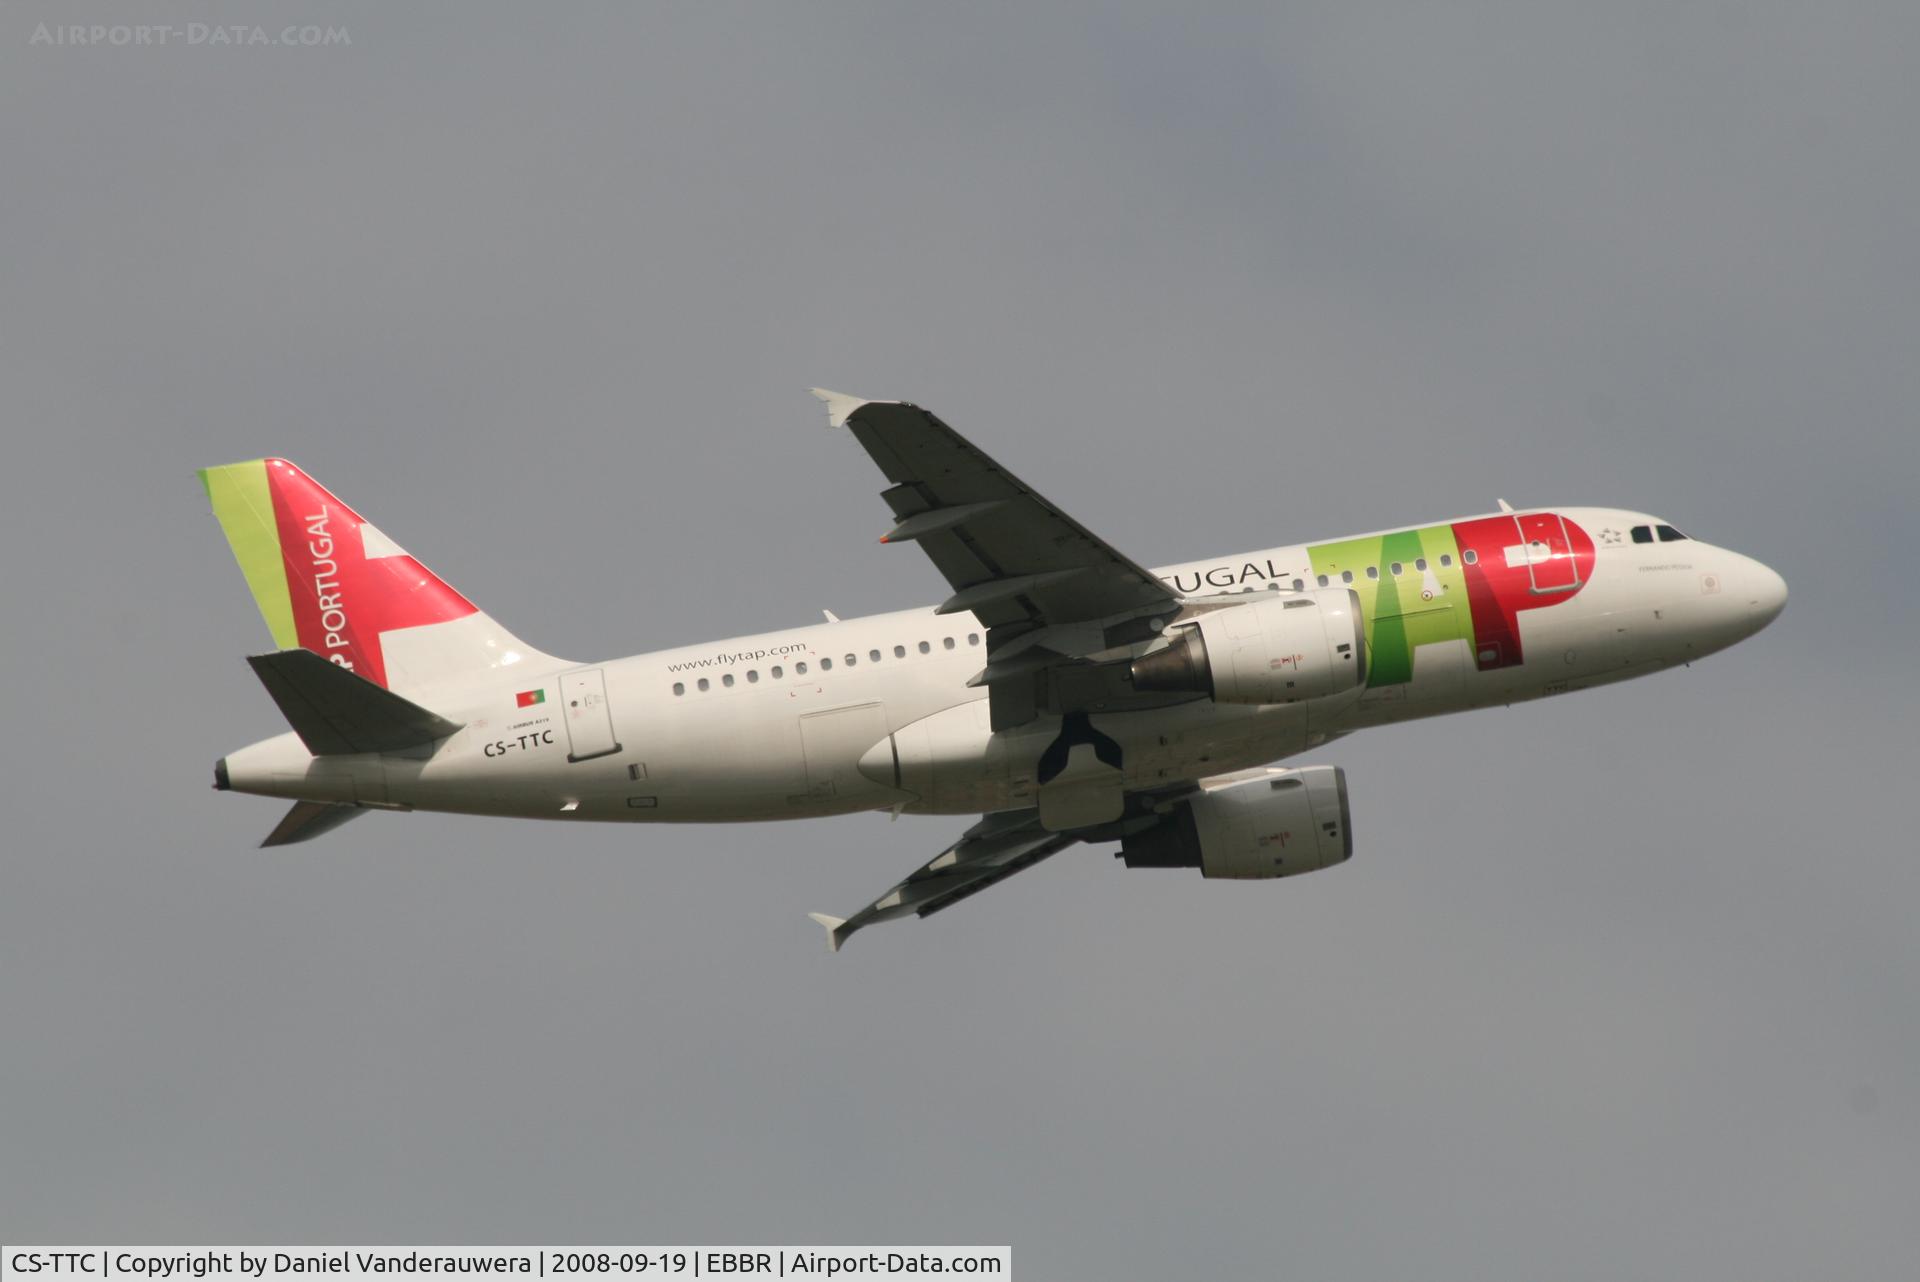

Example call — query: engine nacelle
[1120,766,1352,880]
[1130,589,1366,706]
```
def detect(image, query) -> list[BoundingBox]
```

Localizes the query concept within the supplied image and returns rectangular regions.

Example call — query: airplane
[202,389,1787,950]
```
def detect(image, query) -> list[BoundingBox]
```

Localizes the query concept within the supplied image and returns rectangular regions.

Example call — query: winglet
[807,912,850,952]
[809,388,869,429]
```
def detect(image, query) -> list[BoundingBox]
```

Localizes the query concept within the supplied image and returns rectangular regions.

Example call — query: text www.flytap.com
[665,644,808,672]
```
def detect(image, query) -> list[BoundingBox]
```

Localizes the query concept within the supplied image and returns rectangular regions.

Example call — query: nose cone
[1742,558,1788,630]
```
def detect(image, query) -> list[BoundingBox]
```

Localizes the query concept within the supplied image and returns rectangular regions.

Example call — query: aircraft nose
[1739,556,1788,629]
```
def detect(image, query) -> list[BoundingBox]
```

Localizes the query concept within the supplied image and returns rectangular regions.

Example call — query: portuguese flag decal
[516,689,546,708]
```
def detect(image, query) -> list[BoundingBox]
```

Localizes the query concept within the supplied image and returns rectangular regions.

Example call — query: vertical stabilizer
[199,458,563,698]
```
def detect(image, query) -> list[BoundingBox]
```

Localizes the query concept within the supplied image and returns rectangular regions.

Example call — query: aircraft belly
[879,700,1326,816]
[1122,703,1310,787]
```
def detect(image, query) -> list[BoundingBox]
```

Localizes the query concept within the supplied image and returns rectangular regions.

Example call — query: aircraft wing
[804,767,1324,949]
[816,390,1180,725]
[807,809,1082,951]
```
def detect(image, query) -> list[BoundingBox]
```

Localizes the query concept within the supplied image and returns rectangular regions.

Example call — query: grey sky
[2,3,1914,1277]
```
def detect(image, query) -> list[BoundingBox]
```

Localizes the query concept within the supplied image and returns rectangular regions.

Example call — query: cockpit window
[1631,525,1654,544]
[1656,524,1688,542]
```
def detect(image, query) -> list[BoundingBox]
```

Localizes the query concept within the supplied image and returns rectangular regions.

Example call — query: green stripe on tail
[199,459,299,649]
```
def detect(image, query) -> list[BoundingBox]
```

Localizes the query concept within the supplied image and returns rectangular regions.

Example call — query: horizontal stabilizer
[261,800,365,847]
[247,648,462,755]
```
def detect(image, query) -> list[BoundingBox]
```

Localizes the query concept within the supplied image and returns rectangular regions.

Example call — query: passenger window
[820,657,832,671]
[1657,524,1688,542]
[1317,574,1329,588]
[894,644,906,659]
[722,673,735,687]
[1292,578,1305,591]
[1390,562,1403,576]
[1463,549,1478,565]
[968,633,980,646]
[918,641,930,654]
[1415,558,1427,572]
[869,649,881,662]
[1631,525,1654,544]
[1365,566,1379,580]
[795,661,808,675]
[672,682,685,696]
[747,670,759,683]
[697,678,710,692]
[1341,570,1354,584]
[845,653,857,666]
[771,665,783,679]
[943,637,955,650]
[1439,554,1452,568]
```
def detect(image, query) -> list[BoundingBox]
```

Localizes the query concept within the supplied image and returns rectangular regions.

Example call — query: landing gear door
[560,667,622,763]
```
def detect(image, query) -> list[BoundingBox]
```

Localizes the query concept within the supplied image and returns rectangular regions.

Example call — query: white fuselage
[219,506,1787,824]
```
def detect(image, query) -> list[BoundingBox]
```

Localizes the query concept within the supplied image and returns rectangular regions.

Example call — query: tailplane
[246,648,462,756]
[260,800,364,848]
[199,458,561,697]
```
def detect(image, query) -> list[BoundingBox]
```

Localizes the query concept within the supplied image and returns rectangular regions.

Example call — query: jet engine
[1129,589,1366,706]
[1120,766,1352,880]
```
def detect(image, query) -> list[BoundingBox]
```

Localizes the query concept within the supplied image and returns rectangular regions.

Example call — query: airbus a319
[203,391,1786,948]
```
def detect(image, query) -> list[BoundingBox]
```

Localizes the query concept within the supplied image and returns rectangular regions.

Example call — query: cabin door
[560,667,622,763]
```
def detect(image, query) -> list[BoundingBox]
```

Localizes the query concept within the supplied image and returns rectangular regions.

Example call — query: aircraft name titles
[1161,557,1297,595]
[305,506,355,670]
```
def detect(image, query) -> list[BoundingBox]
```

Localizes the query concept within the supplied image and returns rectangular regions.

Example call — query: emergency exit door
[560,667,622,763]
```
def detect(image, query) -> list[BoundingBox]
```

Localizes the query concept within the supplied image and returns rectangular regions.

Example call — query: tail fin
[199,458,560,697]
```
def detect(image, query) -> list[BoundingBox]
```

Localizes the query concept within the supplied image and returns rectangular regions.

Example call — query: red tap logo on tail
[201,458,480,690]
